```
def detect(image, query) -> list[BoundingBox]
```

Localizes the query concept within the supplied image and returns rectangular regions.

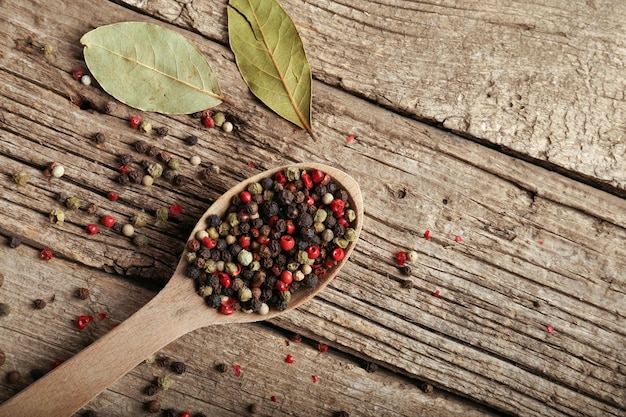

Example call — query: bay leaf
[80,22,227,114]
[228,0,313,137]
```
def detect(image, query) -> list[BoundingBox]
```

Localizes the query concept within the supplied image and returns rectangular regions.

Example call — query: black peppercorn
[364,361,378,373]
[118,173,131,186]
[30,368,45,380]
[76,287,90,300]
[0,350,5,367]
[145,384,158,396]
[400,279,413,289]
[399,266,412,276]
[128,170,143,184]
[215,363,228,373]
[172,361,186,374]
[157,356,171,368]
[154,126,169,137]
[8,236,22,248]
[146,145,160,157]
[206,294,221,308]
[83,410,97,417]
[164,408,177,417]
[135,140,149,154]
[184,135,198,146]
[92,132,106,144]
[334,412,350,417]
[421,383,434,393]
[32,299,46,309]
[119,154,134,165]
[173,175,186,186]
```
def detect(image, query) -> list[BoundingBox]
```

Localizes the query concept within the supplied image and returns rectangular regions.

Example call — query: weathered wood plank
[122,0,626,193]
[0,245,496,417]
[0,0,624,416]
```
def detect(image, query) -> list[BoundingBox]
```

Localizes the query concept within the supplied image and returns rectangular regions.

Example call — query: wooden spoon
[0,163,363,417]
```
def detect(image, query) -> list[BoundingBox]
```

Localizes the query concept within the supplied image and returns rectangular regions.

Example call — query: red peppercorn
[202,117,215,128]
[219,305,234,315]
[268,215,279,227]
[274,171,287,184]
[330,199,345,213]
[85,224,99,235]
[39,248,53,261]
[454,235,462,243]
[306,245,320,259]
[218,273,231,289]
[317,343,329,352]
[304,195,315,205]
[311,169,325,183]
[179,412,192,417]
[221,296,236,307]
[346,135,355,142]
[76,315,94,330]
[280,270,293,285]
[433,289,441,297]
[270,395,277,402]
[280,235,295,251]
[169,204,183,216]
[239,191,252,203]
[202,237,217,248]
[71,69,84,80]
[301,173,313,189]
[239,235,251,249]
[107,191,118,201]
[98,312,107,321]
[52,359,64,368]
[129,116,142,129]
[284,354,295,364]
[257,235,270,245]
[233,364,242,377]
[100,215,115,228]
[118,165,132,174]
[312,375,319,383]
[275,280,288,292]
[546,325,555,333]
[395,251,407,266]
[332,247,345,261]
[250,227,260,238]
[337,217,349,227]
[424,230,432,240]
[286,220,295,235]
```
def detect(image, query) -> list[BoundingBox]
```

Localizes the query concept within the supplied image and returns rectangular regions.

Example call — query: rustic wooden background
[1,0,625,416]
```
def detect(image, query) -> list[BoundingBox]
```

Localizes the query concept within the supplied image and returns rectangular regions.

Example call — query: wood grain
[0,0,624,416]
[121,0,626,193]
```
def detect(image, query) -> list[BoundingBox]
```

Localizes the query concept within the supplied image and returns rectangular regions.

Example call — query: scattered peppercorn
[49,209,65,225]
[289,333,302,343]
[157,356,171,368]
[139,120,152,133]
[0,303,11,317]
[172,361,186,374]
[146,400,161,413]
[184,135,198,146]
[145,384,159,396]
[421,383,434,393]
[133,234,148,247]
[76,287,90,300]
[533,300,541,308]
[424,230,432,240]
[154,126,169,137]
[8,236,22,248]
[364,361,378,373]
[142,175,154,186]
[284,354,295,364]
[189,155,201,166]
[65,196,81,210]
[71,69,83,80]
[121,224,135,237]
[6,370,21,384]
[135,139,149,154]
[32,299,46,310]
[399,265,411,276]
[12,172,29,186]
[39,248,53,261]
[317,343,329,353]
[155,207,169,223]
[100,215,115,228]
[92,132,106,145]
[85,224,99,235]
[163,409,177,417]
[129,116,142,129]
[173,175,186,186]
[30,368,45,380]
[215,363,228,373]
[222,121,234,133]
[131,213,148,227]
[51,165,65,178]
[334,411,350,417]
[86,203,99,215]
[157,376,172,390]
[83,410,97,417]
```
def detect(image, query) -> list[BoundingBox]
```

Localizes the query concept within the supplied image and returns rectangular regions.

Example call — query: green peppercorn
[263,190,274,201]
[345,209,356,223]
[295,250,309,265]
[168,158,181,170]
[155,207,168,223]
[247,182,263,195]
[217,222,230,236]
[156,376,171,390]
[146,162,163,179]
[198,286,213,297]
[321,229,334,242]
[334,237,349,249]
[65,196,81,210]
[12,172,29,186]
[213,111,226,127]
[314,222,326,233]
[281,291,291,302]
[133,234,148,247]
[238,287,252,302]
[139,120,152,133]
[186,252,197,264]
[285,166,300,181]
[314,209,328,223]
[131,213,148,227]
[225,262,238,275]
[343,228,357,242]
[49,209,65,225]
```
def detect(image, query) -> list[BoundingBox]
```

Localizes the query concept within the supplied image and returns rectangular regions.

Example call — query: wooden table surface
[1,1,624,416]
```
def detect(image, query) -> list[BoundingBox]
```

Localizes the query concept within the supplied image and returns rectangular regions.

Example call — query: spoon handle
[0,286,198,417]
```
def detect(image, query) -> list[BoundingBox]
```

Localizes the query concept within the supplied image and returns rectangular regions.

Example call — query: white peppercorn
[189,155,201,166]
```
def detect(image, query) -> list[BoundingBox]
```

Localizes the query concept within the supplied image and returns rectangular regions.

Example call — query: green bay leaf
[228,0,313,136]
[80,22,226,114]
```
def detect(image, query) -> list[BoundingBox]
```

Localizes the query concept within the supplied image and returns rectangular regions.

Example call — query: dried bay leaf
[228,0,313,137]
[80,22,228,114]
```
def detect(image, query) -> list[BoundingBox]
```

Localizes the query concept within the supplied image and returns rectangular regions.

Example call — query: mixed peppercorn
[185,167,358,315]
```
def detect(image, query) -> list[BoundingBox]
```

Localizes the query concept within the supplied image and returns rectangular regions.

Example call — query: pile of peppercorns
[185,166,358,314]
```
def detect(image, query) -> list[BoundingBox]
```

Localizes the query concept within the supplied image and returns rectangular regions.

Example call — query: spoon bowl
[0,163,363,417]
